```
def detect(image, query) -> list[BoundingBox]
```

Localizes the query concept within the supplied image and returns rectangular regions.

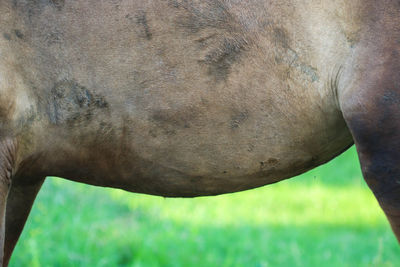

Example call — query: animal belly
[57,110,353,197]
[101,100,352,197]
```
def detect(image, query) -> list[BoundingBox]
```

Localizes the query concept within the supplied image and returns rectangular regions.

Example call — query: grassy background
[10,146,400,266]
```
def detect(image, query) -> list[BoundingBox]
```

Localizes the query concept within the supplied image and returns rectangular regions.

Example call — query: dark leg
[3,178,44,267]
[0,139,17,266]
[0,180,10,267]
[341,48,400,242]
[347,116,400,242]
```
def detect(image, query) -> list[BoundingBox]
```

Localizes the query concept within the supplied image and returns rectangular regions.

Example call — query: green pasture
[10,147,400,266]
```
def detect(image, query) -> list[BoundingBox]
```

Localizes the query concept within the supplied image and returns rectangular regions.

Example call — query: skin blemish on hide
[300,65,319,82]
[344,31,361,47]
[14,30,24,39]
[272,26,320,82]
[135,11,152,40]
[195,33,218,48]
[111,0,123,10]
[44,31,64,46]
[382,91,400,105]
[48,0,65,11]
[247,143,255,152]
[168,0,180,8]
[230,110,249,129]
[267,158,279,165]
[260,158,279,170]
[2,33,11,41]
[200,37,248,81]
[47,80,109,126]
[12,0,65,18]
[273,27,290,49]
[151,108,199,136]
[171,0,234,33]
[170,0,250,81]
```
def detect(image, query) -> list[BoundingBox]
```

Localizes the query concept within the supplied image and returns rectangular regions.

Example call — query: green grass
[10,147,400,266]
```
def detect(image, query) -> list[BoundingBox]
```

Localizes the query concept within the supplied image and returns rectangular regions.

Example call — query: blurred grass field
[10,146,400,266]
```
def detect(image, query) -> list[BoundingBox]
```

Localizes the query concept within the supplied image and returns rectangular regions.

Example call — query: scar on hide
[230,110,249,129]
[199,37,248,81]
[48,80,108,125]
[14,29,24,39]
[135,11,152,40]
[272,26,320,82]
[44,31,64,45]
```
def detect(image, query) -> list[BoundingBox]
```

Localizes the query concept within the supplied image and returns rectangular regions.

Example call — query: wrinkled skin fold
[0,0,399,265]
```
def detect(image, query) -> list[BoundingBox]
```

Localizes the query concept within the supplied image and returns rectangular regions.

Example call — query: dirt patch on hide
[47,80,109,126]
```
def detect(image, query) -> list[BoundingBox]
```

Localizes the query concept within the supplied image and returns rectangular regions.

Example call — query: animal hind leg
[342,70,400,241]
[345,113,400,241]
[3,177,44,267]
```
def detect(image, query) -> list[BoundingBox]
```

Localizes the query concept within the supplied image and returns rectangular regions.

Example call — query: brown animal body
[0,0,399,265]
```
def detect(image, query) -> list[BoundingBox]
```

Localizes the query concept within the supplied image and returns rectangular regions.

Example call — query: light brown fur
[0,0,399,265]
